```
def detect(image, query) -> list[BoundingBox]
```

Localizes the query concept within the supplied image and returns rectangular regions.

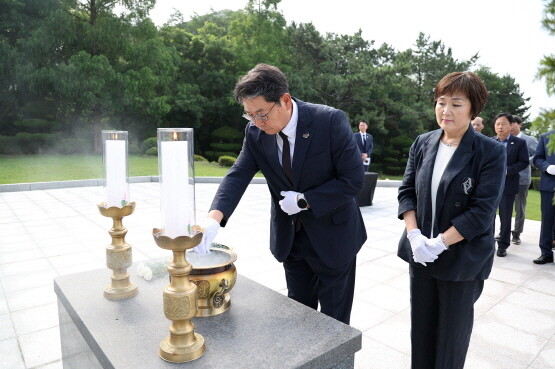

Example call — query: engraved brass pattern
[163,293,192,320]
[191,280,211,299]
[106,247,132,269]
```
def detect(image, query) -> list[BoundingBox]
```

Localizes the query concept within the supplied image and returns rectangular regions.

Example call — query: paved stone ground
[1,182,554,368]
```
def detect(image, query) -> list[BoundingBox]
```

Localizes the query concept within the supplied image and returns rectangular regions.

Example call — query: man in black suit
[354,119,373,171]
[196,64,367,324]
[532,130,555,264]
[492,113,528,257]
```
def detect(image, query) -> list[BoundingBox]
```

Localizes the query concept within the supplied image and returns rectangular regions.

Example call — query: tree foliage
[0,0,531,172]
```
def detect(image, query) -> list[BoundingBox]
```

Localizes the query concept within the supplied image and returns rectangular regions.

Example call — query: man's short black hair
[234,63,289,104]
[494,112,515,123]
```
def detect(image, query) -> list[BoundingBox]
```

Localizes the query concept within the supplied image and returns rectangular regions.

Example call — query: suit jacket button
[455,201,461,207]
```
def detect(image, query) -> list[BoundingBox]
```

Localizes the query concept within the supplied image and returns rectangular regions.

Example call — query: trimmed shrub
[204,150,215,161]
[145,147,158,156]
[194,155,208,162]
[13,119,62,133]
[218,155,236,167]
[142,137,157,154]
[16,132,56,154]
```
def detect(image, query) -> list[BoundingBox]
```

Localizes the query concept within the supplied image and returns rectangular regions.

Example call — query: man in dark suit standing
[532,130,555,264]
[492,113,528,257]
[510,115,538,245]
[196,64,367,324]
[354,119,373,171]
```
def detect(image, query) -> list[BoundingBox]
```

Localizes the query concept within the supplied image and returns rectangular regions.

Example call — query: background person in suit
[492,113,528,257]
[532,130,555,264]
[354,119,373,171]
[471,116,484,133]
[195,63,367,324]
[510,115,538,245]
[398,71,505,369]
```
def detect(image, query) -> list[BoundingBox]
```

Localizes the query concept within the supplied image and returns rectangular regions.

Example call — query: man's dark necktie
[279,131,293,183]
[362,134,366,145]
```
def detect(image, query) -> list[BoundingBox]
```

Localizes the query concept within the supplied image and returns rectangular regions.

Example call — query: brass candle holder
[97,202,138,300]
[152,228,206,363]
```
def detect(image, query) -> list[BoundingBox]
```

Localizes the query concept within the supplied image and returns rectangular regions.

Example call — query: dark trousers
[497,193,516,249]
[539,190,555,257]
[409,266,484,369]
[283,227,356,325]
[512,184,529,235]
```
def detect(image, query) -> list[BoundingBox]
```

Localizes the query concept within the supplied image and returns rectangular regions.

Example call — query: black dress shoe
[512,236,521,245]
[496,248,507,257]
[533,255,554,264]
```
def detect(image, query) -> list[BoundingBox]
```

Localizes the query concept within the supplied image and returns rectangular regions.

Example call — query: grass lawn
[0,154,238,184]
[0,155,543,221]
[518,189,540,222]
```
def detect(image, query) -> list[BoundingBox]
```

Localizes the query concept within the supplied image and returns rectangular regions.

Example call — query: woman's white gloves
[406,229,438,266]
[425,234,448,256]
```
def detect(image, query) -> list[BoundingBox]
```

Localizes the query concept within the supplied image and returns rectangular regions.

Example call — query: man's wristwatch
[297,193,309,209]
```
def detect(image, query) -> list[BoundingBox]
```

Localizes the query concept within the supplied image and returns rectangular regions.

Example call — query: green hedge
[145,147,158,156]
[13,118,62,133]
[142,137,157,154]
[218,155,236,167]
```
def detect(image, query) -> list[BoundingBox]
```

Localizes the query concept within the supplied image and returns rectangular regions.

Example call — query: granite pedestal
[55,266,361,369]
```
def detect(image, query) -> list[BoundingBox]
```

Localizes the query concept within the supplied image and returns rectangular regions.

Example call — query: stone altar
[55,266,362,369]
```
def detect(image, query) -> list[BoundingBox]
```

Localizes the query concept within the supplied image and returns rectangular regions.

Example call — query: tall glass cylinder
[157,128,196,238]
[102,130,130,208]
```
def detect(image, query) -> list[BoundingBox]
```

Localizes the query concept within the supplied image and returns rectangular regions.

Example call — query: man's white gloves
[279,191,307,215]
[425,234,448,256]
[547,165,555,175]
[194,217,220,255]
[406,229,438,266]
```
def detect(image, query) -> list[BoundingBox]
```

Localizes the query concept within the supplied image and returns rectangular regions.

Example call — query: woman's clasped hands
[406,229,448,266]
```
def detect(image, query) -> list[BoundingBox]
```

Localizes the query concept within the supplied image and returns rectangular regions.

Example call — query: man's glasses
[242,102,277,122]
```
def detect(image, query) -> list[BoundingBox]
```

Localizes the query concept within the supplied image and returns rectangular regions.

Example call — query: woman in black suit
[398,72,506,369]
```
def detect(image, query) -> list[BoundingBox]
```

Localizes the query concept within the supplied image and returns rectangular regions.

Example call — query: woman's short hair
[234,63,289,104]
[434,72,488,120]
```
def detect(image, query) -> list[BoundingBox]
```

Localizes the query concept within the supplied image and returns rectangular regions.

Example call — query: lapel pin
[303,133,310,138]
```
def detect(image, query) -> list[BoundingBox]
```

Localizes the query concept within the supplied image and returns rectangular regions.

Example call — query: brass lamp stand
[97,202,138,300]
[152,228,206,363]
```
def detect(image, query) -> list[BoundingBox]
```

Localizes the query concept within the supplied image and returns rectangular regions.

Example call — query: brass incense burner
[152,228,205,363]
[97,202,138,300]
[188,244,237,317]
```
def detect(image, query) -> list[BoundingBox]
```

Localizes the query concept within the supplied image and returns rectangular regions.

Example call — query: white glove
[279,191,305,215]
[425,234,448,256]
[407,229,438,266]
[547,165,555,175]
[194,217,220,255]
